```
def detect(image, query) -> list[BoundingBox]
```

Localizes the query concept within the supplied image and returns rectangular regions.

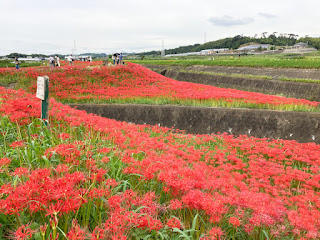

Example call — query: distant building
[17,57,42,62]
[165,52,200,57]
[292,42,308,49]
[199,48,229,55]
[237,44,270,51]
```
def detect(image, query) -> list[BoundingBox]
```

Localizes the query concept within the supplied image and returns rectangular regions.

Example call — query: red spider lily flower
[86,158,97,171]
[166,217,181,229]
[169,199,183,210]
[12,167,29,177]
[88,188,110,199]
[58,133,70,140]
[0,184,13,195]
[91,227,105,240]
[229,217,241,227]
[45,144,81,165]
[13,224,36,240]
[55,164,69,174]
[0,157,11,167]
[50,215,58,230]
[66,220,87,240]
[202,227,224,240]
[45,203,62,218]
[101,156,110,163]
[10,141,24,148]
[40,224,47,237]
[99,147,112,154]
[90,168,107,182]
[136,215,163,231]
[106,178,120,188]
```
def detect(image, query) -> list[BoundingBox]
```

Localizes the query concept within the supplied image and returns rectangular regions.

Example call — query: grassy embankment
[129,53,320,84]
[176,70,320,84]
[129,53,320,69]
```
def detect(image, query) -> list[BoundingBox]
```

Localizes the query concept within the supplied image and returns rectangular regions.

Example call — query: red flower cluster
[1,64,320,239]
[0,62,318,110]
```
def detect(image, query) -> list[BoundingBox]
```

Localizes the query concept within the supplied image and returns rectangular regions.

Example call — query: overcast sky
[0,0,319,55]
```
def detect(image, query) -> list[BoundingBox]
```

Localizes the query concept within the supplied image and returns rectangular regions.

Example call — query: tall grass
[64,96,320,112]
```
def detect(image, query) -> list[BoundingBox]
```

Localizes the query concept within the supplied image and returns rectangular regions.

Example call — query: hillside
[141,34,320,56]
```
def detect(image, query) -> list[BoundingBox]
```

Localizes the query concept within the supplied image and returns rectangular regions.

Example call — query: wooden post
[36,76,49,125]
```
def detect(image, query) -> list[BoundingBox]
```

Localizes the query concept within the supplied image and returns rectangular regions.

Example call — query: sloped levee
[142,64,320,101]
[68,104,320,144]
[165,70,320,101]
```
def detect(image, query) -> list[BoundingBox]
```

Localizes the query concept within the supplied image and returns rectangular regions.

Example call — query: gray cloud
[258,12,277,18]
[208,15,254,27]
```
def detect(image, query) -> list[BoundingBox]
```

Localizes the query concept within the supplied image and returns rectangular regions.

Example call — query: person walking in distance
[119,53,124,65]
[112,54,116,65]
[67,55,73,66]
[49,56,55,68]
[55,56,60,67]
[116,54,119,65]
[15,57,20,69]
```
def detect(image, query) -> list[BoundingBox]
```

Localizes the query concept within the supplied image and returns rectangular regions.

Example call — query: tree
[6,53,27,58]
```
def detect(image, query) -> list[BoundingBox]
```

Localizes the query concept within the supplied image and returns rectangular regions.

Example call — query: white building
[17,57,42,62]
[199,48,229,55]
[292,42,308,49]
[165,52,200,57]
[237,44,270,51]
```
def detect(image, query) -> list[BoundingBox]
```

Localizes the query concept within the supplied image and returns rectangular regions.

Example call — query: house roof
[237,44,269,51]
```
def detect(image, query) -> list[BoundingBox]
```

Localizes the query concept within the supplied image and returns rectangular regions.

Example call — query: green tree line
[298,37,320,50]
[140,33,320,56]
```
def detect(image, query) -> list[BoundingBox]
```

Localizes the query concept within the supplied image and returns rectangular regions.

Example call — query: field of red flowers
[1,75,320,239]
[0,62,319,111]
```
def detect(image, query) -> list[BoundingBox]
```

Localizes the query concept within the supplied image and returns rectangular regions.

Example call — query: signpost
[36,76,49,125]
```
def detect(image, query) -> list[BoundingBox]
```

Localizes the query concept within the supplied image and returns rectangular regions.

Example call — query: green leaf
[262,230,270,240]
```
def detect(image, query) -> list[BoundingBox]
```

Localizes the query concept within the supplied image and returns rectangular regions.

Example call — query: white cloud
[258,12,277,19]
[208,15,254,27]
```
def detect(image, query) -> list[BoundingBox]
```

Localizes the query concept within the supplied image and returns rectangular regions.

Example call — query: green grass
[179,70,272,80]
[0,73,31,87]
[129,53,320,69]
[179,70,320,84]
[0,60,43,68]
[65,96,320,112]
[277,76,320,84]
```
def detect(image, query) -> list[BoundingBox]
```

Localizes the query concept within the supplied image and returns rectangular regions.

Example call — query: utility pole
[161,39,165,57]
[74,40,77,58]
[149,37,166,57]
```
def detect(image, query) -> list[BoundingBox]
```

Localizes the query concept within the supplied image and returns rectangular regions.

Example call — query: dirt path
[5,82,17,89]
